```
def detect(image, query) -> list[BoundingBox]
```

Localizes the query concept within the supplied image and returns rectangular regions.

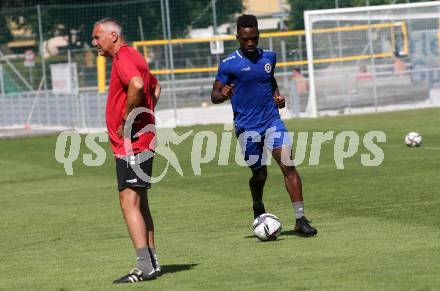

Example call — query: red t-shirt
[106,44,157,157]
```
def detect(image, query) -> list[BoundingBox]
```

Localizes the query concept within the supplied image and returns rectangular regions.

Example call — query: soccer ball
[252,213,282,241]
[404,132,422,147]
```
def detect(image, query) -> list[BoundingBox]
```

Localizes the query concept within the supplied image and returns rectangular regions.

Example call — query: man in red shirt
[92,18,161,283]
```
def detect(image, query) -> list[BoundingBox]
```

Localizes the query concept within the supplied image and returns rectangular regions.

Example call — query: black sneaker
[295,216,318,236]
[113,268,157,284]
[149,251,161,276]
[253,205,266,219]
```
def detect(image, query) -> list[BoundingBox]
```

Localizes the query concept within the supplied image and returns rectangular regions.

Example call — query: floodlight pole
[0,64,4,97]
[304,12,317,117]
[212,0,218,35]
[0,64,4,125]
[164,0,178,124]
[37,5,49,125]
[365,0,379,111]
[276,0,290,114]
[160,0,172,110]
[37,5,46,92]
[212,0,220,65]
[335,0,349,113]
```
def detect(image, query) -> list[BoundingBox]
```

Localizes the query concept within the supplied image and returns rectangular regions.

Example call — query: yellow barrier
[134,22,408,75]
[96,22,409,89]
[97,55,106,93]
[133,23,406,47]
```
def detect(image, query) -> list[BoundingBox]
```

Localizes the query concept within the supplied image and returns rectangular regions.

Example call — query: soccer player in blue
[211,14,317,236]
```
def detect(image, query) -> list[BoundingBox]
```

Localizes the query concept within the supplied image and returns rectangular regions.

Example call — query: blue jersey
[216,49,280,129]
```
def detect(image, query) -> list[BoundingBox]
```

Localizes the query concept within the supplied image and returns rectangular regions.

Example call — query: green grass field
[1,108,439,290]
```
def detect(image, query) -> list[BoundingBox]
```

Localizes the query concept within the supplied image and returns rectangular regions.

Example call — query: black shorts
[116,151,154,191]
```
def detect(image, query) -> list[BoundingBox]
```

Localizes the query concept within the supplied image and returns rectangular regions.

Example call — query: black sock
[253,202,266,218]
[148,247,160,271]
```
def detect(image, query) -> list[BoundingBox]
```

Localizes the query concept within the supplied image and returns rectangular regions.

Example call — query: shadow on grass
[243,234,285,242]
[161,263,198,275]
[244,230,316,239]
[279,230,316,238]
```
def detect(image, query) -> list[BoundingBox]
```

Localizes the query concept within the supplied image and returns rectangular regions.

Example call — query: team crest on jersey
[264,63,272,73]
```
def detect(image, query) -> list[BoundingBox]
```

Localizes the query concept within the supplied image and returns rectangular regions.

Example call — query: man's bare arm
[211,80,233,104]
[124,76,144,119]
[272,76,285,109]
[117,76,144,137]
[272,76,281,98]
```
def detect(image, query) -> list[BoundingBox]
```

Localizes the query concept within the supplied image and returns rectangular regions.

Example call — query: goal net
[304,1,440,117]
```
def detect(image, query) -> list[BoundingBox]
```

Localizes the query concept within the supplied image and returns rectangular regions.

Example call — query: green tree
[168,0,242,37]
[0,15,13,45]
[1,0,242,48]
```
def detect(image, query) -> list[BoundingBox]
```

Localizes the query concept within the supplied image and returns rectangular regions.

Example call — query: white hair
[94,18,123,37]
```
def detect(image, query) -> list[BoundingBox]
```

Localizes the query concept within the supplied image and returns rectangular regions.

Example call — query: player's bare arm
[117,76,144,138]
[211,80,233,104]
[271,77,285,109]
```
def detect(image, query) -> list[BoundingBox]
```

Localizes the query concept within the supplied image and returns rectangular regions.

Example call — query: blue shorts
[235,118,292,169]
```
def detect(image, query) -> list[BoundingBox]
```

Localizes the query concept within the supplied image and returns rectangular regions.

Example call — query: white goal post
[304,1,440,117]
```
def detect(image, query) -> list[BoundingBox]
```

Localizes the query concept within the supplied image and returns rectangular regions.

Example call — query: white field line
[383,144,440,151]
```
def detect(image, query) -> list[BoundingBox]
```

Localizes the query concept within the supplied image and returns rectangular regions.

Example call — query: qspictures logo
[55,107,386,183]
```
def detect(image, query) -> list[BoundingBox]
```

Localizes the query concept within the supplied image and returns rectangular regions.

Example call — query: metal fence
[0,0,305,128]
[0,71,295,129]
[304,2,440,116]
[1,0,439,130]
[0,0,244,95]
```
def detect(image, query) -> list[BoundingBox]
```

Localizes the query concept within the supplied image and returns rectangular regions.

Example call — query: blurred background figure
[393,52,407,76]
[292,67,308,96]
[355,65,373,81]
